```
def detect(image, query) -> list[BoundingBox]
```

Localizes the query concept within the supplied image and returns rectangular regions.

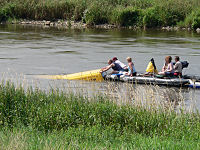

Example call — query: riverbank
[1,0,200,31]
[0,81,200,149]
[2,19,200,33]
[2,19,117,29]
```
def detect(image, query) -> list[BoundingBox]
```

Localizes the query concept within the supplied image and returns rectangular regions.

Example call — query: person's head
[108,59,113,65]
[175,56,180,62]
[112,57,118,62]
[126,57,132,63]
[165,56,172,63]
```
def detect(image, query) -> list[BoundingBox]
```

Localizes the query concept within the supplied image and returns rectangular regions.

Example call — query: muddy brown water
[0,24,200,111]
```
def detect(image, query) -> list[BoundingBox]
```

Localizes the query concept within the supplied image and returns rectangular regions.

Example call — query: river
[0,24,200,111]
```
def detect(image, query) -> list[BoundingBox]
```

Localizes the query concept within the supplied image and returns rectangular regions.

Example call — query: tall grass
[0,80,199,140]
[0,0,200,29]
[0,80,200,148]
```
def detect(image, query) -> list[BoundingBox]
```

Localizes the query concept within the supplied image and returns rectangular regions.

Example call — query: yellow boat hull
[37,69,104,82]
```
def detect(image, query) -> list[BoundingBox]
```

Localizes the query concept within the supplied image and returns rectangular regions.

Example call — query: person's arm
[100,64,113,72]
[162,65,166,72]
[101,66,107,70]
[123,66,128,69]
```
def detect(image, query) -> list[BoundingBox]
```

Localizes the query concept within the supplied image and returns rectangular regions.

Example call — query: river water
[0,24,200,111]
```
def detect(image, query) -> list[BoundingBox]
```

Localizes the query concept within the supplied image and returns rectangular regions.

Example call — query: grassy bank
[0,81,200,149]
[0,0,200,30]
[1,126,200,149]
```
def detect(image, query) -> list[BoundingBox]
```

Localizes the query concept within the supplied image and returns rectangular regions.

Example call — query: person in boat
[145,58,158,75]
[112,57,128,71]
[125,57,137,76]
[159,56,174,76]
[174,56,182,76]
[100,59,124,74]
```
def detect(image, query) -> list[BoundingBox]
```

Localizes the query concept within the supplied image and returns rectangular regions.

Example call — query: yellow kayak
[37,69,104,82]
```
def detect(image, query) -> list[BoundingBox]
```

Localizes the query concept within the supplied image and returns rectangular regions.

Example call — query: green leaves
[0,3,16,22]
[192,10,200,29]
[110,6,143,27]
[84,1,109,25]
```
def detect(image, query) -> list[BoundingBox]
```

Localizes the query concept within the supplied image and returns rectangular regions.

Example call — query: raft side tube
[36,69,104,82]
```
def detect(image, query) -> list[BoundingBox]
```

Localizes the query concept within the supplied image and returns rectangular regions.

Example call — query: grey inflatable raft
[104,74,200,88]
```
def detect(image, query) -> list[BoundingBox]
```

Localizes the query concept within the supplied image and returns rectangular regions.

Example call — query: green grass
[0,81,200,149]
[0,0,200,29]
[1,126,200,149]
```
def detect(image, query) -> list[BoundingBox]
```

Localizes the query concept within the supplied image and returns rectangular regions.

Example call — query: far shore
[1,20,200,33]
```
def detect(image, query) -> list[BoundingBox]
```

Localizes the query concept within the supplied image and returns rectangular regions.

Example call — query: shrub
[0,3,16,22]
[159,1,188,26]
[143,7,162,28]
[84,1,110,25]
[72,2,86,21]
[182,9,200,29]
[143,0,193,28]
[110,6,143,27]
[192,10,200,29]
[182,12,195,28]
[33,0,75,20]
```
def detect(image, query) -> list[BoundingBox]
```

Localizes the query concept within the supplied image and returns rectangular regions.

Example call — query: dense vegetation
[0,0,200,29]
[0,81,200,149]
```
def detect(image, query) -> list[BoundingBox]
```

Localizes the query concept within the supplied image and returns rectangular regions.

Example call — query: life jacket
[112,63,123,71]
[146,58,158,74]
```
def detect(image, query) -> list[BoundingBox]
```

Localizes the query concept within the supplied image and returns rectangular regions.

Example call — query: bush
[182,9,200,29]
[84,2,109,25]
[181,12,195,28]
[192,10,200,29]
[143,7,163,28]
[110,6,143,27]
[159,1,188,26]
[72,1,86,21]
[143,1,189,28]
[33,0,76,20]
[0,3,16,22]
[0,0,80,21]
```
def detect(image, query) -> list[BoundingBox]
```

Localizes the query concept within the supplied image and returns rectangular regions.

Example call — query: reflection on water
[52,50,82,54]
[0,24,200,111]
[0,57,18,60]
